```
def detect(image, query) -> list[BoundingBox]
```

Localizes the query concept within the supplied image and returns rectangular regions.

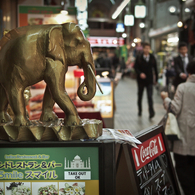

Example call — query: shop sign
[131,133,166,170]
[126,127,181,195]
[88,37,124,47]
[0,147,99,194]
[116,23,125,32]
[18,5,77,27]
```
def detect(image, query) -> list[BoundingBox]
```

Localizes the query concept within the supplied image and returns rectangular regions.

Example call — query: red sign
[131,133,166,170]
[87,37,124,47]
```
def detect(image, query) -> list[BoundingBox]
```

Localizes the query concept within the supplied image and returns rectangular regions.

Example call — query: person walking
[161,61,195,195]
[173,42,193,90]
[134,42,158,119]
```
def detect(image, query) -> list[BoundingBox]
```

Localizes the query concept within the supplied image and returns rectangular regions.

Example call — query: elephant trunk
[77,60,96,101]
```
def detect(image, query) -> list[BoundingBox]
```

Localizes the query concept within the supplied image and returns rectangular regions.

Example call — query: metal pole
[178,1,184,44]
[127,25,130,47]
[126,1,131,52]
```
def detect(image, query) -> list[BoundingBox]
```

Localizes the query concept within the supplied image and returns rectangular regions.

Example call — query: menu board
[130,126,181,195]
[0,146,99,195]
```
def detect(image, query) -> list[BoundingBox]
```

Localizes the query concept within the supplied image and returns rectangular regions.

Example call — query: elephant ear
[62,23,84,48]
[47,25,65,63]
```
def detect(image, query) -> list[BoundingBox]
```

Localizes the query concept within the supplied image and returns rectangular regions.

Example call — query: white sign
[135,5,146,18]
[64,171,91,180]
[124,15,134,26]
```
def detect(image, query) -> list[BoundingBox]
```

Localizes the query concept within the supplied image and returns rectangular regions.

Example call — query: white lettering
[140,139,158,163]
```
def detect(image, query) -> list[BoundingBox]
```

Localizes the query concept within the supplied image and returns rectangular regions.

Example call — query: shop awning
[148,24,178,38]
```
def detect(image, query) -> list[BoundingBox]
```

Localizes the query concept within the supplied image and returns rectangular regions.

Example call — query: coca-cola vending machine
[116,125,181,195]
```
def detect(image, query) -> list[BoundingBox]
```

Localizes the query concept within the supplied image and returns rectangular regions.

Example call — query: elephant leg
[0,84,12,123]
[6,83,30,126]
[40,85,58,122]
[44,58,81,126]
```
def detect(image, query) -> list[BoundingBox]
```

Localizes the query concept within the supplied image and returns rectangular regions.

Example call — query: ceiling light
[168,6,176,14]
[139,22,145,28]
[112,0,130,19]
[122,33,127,38]
[185,8,190,13]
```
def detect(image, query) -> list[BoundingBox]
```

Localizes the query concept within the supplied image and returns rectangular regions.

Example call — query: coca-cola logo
[132,134,166,170]
[140,139,158,163]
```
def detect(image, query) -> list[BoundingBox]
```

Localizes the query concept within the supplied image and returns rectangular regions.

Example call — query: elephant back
[0,25,56,50]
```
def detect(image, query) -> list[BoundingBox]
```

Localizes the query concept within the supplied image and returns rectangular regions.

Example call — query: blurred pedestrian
[134,42,158,119]
[120,57,126,78]
[111,53,119,77]
[173,42,193,90]
[102,53,112,69]
[161,60,195,195]
[133,42,143,58]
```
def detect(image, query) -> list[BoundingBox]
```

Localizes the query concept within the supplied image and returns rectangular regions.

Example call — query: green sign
[83,29,89,38]
[19,6,61,14]
[0,147,98,180]
[0,147,99,194]
[120,45,128,61]
[68,7,77,15]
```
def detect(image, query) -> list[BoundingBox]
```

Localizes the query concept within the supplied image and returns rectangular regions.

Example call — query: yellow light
[177,21,183,28]
[60,10,68,15]
[102,71,109,78]
[133,38,141,43]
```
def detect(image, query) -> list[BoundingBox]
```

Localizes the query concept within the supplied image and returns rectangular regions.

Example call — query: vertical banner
[0,147,99,194]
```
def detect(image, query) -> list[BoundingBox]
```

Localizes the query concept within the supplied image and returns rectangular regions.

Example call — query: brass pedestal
[0,119,102,142]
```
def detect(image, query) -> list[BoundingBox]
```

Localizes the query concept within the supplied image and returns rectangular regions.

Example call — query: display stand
[116,125,181,195]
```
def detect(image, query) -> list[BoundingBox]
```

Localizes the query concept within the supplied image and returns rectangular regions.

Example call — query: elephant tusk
[88,64,103,94]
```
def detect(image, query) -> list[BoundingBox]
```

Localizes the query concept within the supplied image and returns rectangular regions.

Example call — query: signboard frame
[0,141,116,195]
[116,125,181,195]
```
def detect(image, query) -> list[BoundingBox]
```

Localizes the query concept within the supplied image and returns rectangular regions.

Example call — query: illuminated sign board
[87,37,124,47]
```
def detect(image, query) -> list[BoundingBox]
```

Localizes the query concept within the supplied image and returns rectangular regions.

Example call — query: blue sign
[116,23,125,33]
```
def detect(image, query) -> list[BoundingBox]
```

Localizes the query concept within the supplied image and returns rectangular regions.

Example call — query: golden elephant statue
[0,23,97,127]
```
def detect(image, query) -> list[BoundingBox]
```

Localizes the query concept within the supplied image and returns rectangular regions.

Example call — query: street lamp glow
[168,6,176,14]
[122,33,127,38]
[139,22,145,28]
[131,42,136,47]
[177,21,183,28]
[112,0,130,19]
